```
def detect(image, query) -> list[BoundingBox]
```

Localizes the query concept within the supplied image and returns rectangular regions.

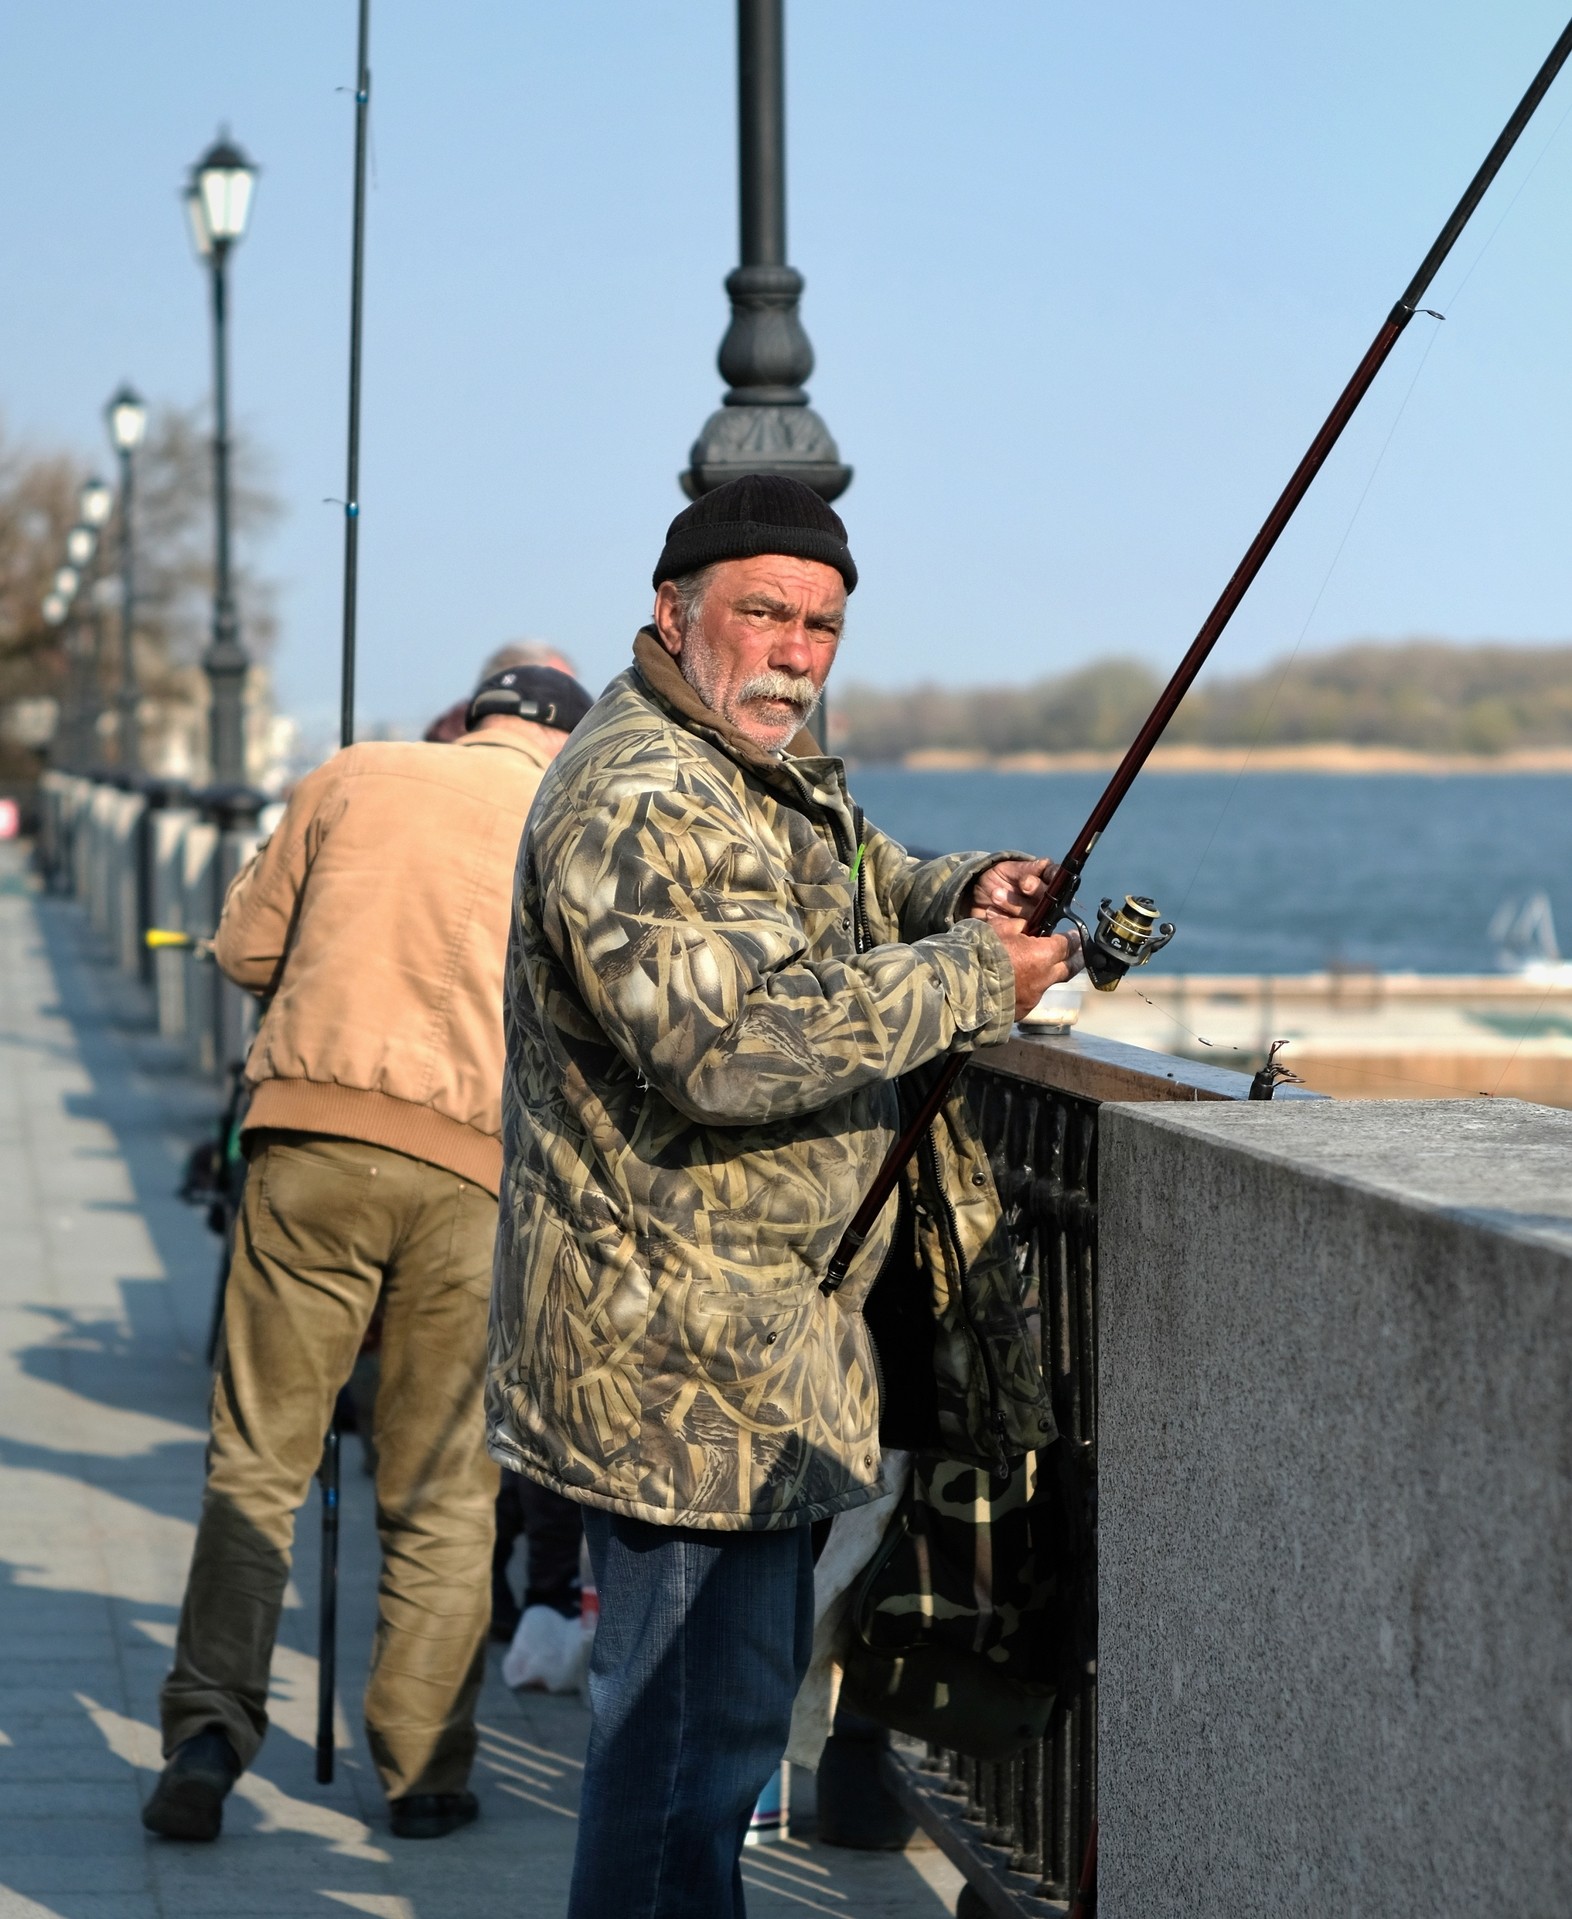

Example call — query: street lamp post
[106,386,148,770]
[48,565,84,768]
[63,527,101,767]
[44,568,77,771]
[40,589,69,767]
[681,0,850,502]
[186,134,257,786]
[76,479,113,765]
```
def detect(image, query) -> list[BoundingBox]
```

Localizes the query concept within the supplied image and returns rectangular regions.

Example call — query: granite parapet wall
[1098,1098,1572,1917]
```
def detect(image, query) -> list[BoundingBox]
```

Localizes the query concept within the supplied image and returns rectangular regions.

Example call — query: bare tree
[0,405,281,784]
[131,403,280,672]
[0,433,82,778]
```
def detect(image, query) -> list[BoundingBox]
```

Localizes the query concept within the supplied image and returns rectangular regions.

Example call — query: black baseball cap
[465,665,595,736]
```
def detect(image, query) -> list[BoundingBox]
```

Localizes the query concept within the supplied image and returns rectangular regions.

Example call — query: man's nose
[768,623,815,674]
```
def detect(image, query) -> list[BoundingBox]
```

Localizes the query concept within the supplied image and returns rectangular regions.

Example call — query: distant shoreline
[856,744,1572,776]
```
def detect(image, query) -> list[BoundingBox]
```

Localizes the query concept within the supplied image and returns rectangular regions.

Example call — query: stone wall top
[1103,1094,1572,1255]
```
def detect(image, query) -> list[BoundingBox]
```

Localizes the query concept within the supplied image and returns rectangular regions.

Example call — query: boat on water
[1489,891,1572,988]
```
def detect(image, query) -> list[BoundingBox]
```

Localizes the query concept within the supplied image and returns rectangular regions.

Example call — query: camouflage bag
[838,1443,1094,1761]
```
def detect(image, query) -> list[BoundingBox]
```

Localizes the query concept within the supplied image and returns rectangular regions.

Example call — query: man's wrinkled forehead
[709,554,846,621]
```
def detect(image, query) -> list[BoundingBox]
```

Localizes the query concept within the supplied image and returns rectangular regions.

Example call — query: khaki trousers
[160,1132,500,1800]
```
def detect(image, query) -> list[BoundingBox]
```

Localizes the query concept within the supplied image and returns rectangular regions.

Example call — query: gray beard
[679,645,820,739]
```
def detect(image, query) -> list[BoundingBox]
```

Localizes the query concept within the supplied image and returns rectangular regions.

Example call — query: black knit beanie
[652,474,857,593]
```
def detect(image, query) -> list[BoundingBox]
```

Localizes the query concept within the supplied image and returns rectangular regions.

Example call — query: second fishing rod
[821,12,1572,1296]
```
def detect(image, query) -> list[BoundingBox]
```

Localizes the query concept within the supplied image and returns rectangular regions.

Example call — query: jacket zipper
[851,806,870,953]
[921,1124,1011,1481]
[829,804,870,953]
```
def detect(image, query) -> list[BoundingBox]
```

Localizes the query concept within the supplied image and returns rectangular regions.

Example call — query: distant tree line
[830,641,1572,759]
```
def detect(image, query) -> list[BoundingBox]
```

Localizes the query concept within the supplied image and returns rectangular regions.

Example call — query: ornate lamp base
[682,399,851,502]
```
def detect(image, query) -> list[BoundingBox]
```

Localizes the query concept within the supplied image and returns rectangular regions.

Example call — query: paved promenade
[0,841,960,1919]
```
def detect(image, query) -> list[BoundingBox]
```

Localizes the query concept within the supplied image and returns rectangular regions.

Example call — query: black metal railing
[883,1028,1305,1915]
[34,767,271,1078]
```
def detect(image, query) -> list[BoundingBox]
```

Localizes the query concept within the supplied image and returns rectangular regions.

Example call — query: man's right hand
[996,929,1081,1021]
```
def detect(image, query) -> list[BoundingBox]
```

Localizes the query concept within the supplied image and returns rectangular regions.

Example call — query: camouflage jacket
[487,631,1056,1530]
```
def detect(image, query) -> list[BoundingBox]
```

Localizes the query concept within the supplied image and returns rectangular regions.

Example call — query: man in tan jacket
[142,664,593,1845]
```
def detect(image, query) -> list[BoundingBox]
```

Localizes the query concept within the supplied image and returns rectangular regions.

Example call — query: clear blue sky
[2,2,1569,735]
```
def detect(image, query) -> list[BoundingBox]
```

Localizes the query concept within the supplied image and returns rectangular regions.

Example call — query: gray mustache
[738,671,818,710]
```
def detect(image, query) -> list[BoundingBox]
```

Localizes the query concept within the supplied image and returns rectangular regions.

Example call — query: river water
[846,769,1572,975]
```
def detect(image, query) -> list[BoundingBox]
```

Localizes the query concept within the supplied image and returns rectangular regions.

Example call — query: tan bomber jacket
[214,727,554,1193]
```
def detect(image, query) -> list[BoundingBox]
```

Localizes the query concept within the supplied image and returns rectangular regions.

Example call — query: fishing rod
[316,0,372,1790]
[823,13,1572,1296]
[339,0,371,750]
[315,1402,342,1785]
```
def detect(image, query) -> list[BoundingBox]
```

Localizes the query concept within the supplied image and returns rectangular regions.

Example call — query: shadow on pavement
[1,874,957,1919]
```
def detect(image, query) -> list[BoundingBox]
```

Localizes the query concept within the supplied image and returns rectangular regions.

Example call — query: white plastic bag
[784,1450,911,1770]
[502,1603,586,1694]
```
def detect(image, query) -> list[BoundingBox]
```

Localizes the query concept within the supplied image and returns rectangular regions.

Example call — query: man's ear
[652,580,685,658]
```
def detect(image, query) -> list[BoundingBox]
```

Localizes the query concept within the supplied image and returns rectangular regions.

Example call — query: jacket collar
[454,725,557,773]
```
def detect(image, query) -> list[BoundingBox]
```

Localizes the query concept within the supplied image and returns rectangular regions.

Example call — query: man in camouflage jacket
[488,475,1076,1918]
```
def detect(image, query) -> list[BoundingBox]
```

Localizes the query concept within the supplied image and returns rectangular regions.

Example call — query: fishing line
[1442,95,1572,1100]
[1159,82,1572,939]
[1165,318,1444,928]
[1482,978,1572,1095]
[334,82,379,190]
[831,21,1572,1274]
[1385,92,1572,1102]
[1090,320,1438,1072]
[1129,985,1215,1048]
[1435,85,1572,313]
[1118,984,1515,1099]
[1333,1059,1520,1097]
[1306,1058,1515,1099]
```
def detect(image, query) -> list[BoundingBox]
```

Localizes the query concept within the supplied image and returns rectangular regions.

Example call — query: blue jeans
[568,1511,815,1919]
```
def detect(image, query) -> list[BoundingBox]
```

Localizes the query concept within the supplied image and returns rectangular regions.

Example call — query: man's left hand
[966,857,1058,932]
[967,859,1085,977]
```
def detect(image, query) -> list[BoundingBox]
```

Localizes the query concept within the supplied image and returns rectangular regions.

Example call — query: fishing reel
[1064,893,1175,992]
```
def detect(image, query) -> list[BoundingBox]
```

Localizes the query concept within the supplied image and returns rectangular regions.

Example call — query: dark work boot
[389,1790,480,1839]
[816,1711,917,1850]
[141,1727,242,1841]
